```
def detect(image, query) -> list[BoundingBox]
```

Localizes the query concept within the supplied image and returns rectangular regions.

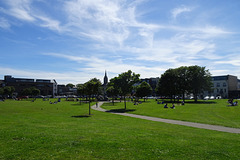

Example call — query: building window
[217,89,219,93]
[224,89,226,93]
[223,82,226,87]
[217,83,220,87]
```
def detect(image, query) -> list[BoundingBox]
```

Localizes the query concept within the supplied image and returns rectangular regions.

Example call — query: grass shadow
[106,109,136,113]
[71,115,91,118]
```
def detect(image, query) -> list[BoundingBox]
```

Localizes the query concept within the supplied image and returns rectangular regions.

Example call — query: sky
[0,0,240,85]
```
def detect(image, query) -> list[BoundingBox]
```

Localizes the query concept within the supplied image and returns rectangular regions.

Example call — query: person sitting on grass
[170,103,175,109]
[164,103,168,108]
[233,101,238,106]
[181,101,185,105]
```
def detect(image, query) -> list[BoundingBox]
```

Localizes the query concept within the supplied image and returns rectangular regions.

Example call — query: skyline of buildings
[1,73,240,98]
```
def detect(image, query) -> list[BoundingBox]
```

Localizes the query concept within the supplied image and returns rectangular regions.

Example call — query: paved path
[92,102,240,134]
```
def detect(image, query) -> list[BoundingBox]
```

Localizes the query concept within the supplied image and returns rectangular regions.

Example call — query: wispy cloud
[171,5,193,19]
[0,0,239,83]
[43,52,165,79]
[63,0,159,46]
[0,0,35,22]
[214,54,240,67]
[0,0,63,32]
[0,17,10,29]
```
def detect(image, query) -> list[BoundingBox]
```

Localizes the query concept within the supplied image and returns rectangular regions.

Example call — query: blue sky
[0,0,240,84]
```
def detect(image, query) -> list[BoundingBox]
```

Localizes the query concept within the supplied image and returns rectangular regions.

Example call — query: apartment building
[2,75,57,96]
[203,75,240,99]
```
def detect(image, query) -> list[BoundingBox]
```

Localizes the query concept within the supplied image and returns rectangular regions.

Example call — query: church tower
[103,70,108,86]
[103,71,108,99]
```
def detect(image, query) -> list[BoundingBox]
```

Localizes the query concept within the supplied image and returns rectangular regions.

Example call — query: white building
[203,75,240,99]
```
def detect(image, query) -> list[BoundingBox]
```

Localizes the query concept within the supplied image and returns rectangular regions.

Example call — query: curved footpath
[92,102,240,134]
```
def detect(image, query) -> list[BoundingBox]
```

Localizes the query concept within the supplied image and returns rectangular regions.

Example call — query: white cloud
[171,5,193,19]
[0,0,63,32]
[0,66,106,84]
[1,0,35,22]
[43,52,164,79]
[63,0,160,46]
[0,0,238,82]
[214,55,240,67]
[34,15,62,32]
[0,17,10,29]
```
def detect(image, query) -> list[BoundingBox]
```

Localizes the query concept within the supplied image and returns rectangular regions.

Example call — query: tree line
[76,65,212,114]
[156,66,212,102]
[1,65,212,112]
[0,86,41,99]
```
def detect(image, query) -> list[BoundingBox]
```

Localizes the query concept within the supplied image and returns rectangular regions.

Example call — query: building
[203,75,240,99]
[2,75,57,96]
[57,85,77,96]
[103,71,108,98]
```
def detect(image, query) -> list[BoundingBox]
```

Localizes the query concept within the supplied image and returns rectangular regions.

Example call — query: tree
[31,87,40,97]
[84,78,102,115]
[156,65,212,102]
[176,66,190,101]
[21,87,40,97]
[66,83,75,88]
[76,84,85,105]
[136,81,152,101]
[106,85,118,105]
[187,65,212,102]
[156,69,179,101]
[110,70,140,110]
[0,88,4,96]
[3,86,15,98]
[22,88,32,96]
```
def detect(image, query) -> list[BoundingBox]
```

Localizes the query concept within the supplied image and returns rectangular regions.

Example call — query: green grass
[102,99,240,128]
[1,99,240,159]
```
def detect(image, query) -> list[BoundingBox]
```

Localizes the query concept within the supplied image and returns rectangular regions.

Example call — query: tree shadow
[71,115,91,118]
[103,102,121,106]
[71,103,85,106]
[161,100,216,104]
[106,109,136,113]
[184,101,216,104]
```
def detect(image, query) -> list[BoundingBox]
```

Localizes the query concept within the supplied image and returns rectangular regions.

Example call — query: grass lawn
[0,99,240,159]
[102,99,240,128]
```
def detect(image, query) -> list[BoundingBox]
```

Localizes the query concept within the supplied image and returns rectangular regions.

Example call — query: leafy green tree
[22,88,32,96]
[0,88,4,96]
[21,87,40,97]
[187,65,212,102]
[157,66,212,102]
[31,87,40,97]
[3,86,15,97]
[176,66,190,101]
[66,83,75,88]
[136,81,152,101]
[76,84,85,105]
[84,78,102,115]
[106,85,118,105]
[110,70,140,110]
[157,69,179,101]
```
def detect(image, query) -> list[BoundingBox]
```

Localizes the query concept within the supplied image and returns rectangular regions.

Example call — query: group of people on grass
[228,99,238,106]
[164,103,175,109]
[157,100,185,109]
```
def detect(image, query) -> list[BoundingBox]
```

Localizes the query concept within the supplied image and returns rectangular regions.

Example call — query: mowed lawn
[0,99,240,159]
[102,99,240,128]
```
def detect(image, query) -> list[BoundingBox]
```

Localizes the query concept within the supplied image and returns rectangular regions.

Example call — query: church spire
[104,70,108,86]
